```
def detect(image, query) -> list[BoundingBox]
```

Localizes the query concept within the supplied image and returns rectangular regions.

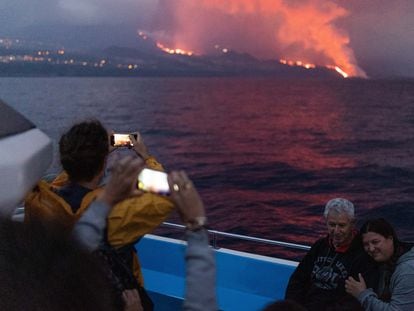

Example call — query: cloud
[0,0,157,29]
[57,0,100,23]
[55,0,157,25]
[0,1,59,30]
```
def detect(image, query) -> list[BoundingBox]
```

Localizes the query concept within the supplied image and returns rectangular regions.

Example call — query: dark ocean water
[1,77,414,258]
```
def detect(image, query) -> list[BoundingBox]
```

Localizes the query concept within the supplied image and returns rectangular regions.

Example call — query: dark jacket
[285,234,378,311]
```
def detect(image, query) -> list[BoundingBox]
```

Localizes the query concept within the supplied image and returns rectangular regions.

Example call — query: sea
[1,76,413,259]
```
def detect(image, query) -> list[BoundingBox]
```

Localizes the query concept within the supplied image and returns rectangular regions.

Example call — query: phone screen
[110,133,137,147]
[138,168,170,194]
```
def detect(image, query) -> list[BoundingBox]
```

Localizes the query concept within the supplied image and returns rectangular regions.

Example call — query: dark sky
[0,0,413,78]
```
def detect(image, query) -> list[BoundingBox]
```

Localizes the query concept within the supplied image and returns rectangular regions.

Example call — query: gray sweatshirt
[72,200,110,251]
[183,229,218,311]
[358,247,414,311]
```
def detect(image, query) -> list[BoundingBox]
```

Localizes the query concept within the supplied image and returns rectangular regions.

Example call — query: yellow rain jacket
[24,156,175,286]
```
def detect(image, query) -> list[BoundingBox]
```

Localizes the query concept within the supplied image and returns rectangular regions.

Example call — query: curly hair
[59,120,109,183]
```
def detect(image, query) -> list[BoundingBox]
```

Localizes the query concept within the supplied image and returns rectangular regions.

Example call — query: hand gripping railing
[160,222,311,251]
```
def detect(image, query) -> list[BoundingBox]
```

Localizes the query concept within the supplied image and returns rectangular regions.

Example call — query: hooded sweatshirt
[358,247,414,311]
[285,235,378,311]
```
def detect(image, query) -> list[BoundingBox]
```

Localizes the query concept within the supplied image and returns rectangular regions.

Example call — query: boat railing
[160,221,311,251]
[13,207,310,251]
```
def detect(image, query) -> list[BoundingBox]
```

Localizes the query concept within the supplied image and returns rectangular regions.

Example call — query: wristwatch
[185,216,207,231]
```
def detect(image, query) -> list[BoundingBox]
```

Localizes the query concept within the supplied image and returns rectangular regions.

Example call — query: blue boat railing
[12,207,310,251]
[160,221,311,251]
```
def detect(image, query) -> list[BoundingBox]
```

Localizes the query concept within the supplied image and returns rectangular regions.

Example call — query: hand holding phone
[167,170,206,229]
[137,168,170,195]
[129,133,150,160]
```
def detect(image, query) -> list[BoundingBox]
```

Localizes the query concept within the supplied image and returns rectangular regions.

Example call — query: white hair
[324,198,355,219]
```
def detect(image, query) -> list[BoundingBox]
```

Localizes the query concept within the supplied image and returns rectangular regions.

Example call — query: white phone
[137,168,170,195]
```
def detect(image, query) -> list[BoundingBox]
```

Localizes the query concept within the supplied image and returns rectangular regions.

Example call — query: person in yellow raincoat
[25,120,175,288]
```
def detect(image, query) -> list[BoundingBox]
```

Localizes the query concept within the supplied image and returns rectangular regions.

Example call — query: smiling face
[362,231,394,262]
[326,212,355,248]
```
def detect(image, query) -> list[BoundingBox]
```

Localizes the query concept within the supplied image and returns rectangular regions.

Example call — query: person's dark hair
[59,119,109,182]
[360,218,399,253]
[262,299,307,311]
[360,218,413,301]
[0,219,118,310]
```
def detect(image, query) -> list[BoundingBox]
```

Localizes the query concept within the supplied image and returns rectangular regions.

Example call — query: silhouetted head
[0,219,118,310]
[59,119,109,183]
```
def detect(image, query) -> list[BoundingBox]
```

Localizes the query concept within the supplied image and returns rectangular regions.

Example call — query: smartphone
[138,168,170,195]
[110,133,138,147]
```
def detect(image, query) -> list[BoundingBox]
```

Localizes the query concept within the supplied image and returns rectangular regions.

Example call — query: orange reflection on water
[153,79,359,255]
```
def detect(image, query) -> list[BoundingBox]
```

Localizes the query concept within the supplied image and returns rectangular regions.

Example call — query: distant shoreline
[0,63,412,81]
[0,73,411,81]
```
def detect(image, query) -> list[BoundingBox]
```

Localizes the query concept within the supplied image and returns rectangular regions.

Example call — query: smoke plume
[155,0,366,77]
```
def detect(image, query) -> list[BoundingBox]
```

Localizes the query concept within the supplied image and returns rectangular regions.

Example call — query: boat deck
[137,234,299,311]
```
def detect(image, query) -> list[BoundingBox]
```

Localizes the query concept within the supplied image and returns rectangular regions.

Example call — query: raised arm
[72,156,143,251]
[168,170,218,311]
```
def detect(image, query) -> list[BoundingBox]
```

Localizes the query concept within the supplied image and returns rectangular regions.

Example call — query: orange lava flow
[280,59,349,78]
[156,43,194,56]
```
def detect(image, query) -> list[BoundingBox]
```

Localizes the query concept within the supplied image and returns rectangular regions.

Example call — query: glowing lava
[137,30,194,56]
[280,59,349,78]
[327,65,349,78]
[156,43,194,56]
[280,59,316,70]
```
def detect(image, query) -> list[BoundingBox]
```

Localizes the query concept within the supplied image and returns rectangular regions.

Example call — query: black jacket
[285,234,378,311]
